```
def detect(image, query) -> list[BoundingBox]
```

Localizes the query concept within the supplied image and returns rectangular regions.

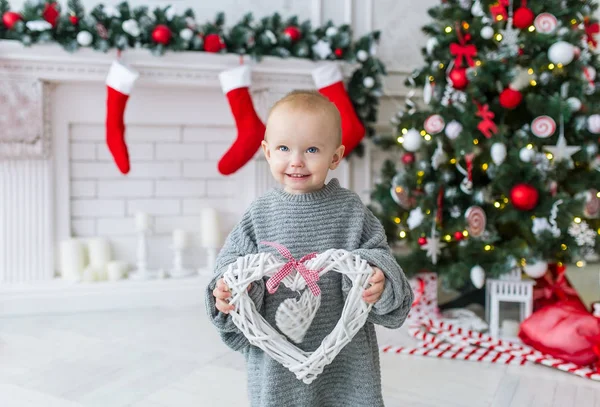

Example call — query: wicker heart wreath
[221,245,374,384]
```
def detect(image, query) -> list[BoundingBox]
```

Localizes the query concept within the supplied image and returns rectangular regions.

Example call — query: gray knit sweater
[205,179,413,407]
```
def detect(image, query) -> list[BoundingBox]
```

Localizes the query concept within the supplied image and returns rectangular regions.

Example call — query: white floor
[1,306,599,407]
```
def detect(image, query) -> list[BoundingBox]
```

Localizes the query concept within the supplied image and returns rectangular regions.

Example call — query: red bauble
[204,33,225,53]
[513,7,535,29]
[402,152,415,165]
[454,231,464,241]
[69,15,79,25]
[510,183,539,211]
[448,67,469,90]
[499,87,523,109]
[283,26,301,42]
[2,11,21,30]
[152,25,172,45]
[418,237,428,246]
[334,48,343,58]
[43,2,60,27]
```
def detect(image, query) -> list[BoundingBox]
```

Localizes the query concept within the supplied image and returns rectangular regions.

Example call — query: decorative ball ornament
[444,120,463,140]
[426,37,438,55]
[363,77,375,88]
[480,26,494,40]
[524,260,548,278]
[76,31,93,47]
[403,129,423,152]
[402,152,415,165]
[122,19,141,37]
[424,115,445,135]
[587,114,600,134]
[519,147,535,162]
[584,189,600,218]
[448,67,468,90]
[152,24,172,45]
[418,237,428,246]
[326,26,338,37]
[491,143,507,165]
[179,28,193,41]
[567,97,582,112]
[470,265,486,289]
[584,66,597,82]
[283,26,301,42]
[357,50,369,62]
[465,206,486,237]
[454,231,464,241]
[531,116,556,138]
[334,48,343,58]
[510,184,539,211]
[499,87,522,109]
[513,7,535,29]
[69,15,79,25]
[548,41,575,65]
[2,11,21,29]
[204,33,225,52]
[534,13,558,34]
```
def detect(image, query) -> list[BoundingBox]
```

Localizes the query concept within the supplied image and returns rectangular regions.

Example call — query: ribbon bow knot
[262,242,322,296]
[449,43,477,68]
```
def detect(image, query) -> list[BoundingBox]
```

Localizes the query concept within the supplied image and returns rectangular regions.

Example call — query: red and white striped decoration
[381,319,600,381]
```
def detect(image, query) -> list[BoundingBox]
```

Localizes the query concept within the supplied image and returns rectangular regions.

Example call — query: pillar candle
[200,207,221,248]
[173,229,188,249]
[87,238,111,269]
[59,239,85,281]
[135,212,151,232]
[501,319,520,338]
[107,261,128,281]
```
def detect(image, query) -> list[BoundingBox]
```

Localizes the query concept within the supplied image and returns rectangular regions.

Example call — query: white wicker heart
[221,249,374,384]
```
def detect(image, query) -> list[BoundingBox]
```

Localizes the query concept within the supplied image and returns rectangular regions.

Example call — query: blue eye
[278,146,289,152]
[306,147,319,153]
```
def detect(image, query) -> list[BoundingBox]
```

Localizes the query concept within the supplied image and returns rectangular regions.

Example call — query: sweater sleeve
[347,205,413,329]
[204,209,265,352]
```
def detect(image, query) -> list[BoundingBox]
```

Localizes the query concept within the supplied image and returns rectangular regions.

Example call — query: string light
[520,258,526,266]
[481,163,489,170]
[475,60,482,67]
[445,26,452,33]
[557,63,563,69]
[484,245,493,251]
[527,68,534,75]
[428,76,434,82]
[402,128,408,134]
[399,230,407,238]
[394,217,401,224]
[548,63,555,70]
[420,130,427,136]
[495,33,503,41]
[597,228,600,235]
[596,192,600,198]
[424,135,432,141]
[503,197,509,203]
[397,136,404,143]
[417,171,425,177]
[576,260,585,268]
[496,15,504,22]
[473,139,479,145]
[444,235,452,242]
[546,153,553,160]
[526,144,533,149]
[462,230,469,237]
[561,244,568,250]
[450,158,457,164]
[425,209,431,215]
[528,26,535,32]
[462,22,470,30]
[439,63,445,69]
[571,19,578,25]
[574,217,582,224]
[530,80,537,86]
[494,202,501,208]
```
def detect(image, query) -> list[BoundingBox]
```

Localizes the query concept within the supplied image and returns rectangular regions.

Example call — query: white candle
[107,261,128,281]
[501,319,520,338]
[87,238,111,269]
[173,229,188,249]
[59,239,85,281]
[135,212,151,232]
[200,207,221,248]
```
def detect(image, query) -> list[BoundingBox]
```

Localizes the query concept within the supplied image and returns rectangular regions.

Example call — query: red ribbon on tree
[450,43,477,68]
[436,187,444,226]
[475,103,498,138]
[585,17,599,49]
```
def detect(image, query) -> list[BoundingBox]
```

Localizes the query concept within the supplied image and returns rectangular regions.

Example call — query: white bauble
[426,37,438,55]
[567,97,582,112]
[122,19,141,37]
[326,26,338,37]
[491,143,507,165]
[423,80,433,105]
[179,28,194,41]
[471,0,485,16]
[470,265,486,289]
[548,41,575,65]
[584,66,597,81]
[445,120,463,140]
[76,31,93,47]
[403,129,423,152]
[519,147,536,162]
[480,26,494,40]
[524,260,548,278]
[363,77,375,88]
[587,114,600,134]
[357,50,368,62]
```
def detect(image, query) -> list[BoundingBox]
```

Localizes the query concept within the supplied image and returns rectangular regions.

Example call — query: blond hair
[267,90,342,146]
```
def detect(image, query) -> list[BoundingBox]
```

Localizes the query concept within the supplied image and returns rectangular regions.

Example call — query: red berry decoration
[283,26,301,42]
[510,183,539,211]
[499,87,523,109]
[513,7,535,29]
[69,15,79,25]
[418,237,428,246]
[204,33,226,53]
[448,67,469,90]
[43,2,60,28]
[152,24,172,45]
[402,152,415,165]
[334,48,343,58]
[454,231,464,241]
[2,11,22,30]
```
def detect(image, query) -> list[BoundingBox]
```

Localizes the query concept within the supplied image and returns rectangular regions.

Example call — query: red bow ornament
[475,103,498,138]
[262,242,322,296]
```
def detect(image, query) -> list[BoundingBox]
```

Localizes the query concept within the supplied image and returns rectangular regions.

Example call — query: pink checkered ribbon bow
[261,241,321,296]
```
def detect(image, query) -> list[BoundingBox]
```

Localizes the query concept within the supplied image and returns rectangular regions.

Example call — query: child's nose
[290,153,304,167]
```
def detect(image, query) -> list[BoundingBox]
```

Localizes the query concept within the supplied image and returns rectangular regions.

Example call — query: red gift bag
[533,263,585,311]
[519,300,600,367]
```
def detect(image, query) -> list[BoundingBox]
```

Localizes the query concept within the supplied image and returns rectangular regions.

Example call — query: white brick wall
[69,123,242,270]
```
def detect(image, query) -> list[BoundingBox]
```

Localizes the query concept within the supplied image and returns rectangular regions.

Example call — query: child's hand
[213,278,252,314]
[363,267,385,304]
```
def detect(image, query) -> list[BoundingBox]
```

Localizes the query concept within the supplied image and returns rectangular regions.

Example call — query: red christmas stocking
[105,61,139,175]
[312,64,365,156]
[218,66,266,175]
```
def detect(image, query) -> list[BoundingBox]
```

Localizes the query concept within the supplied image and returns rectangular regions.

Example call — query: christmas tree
[371,0,600,290]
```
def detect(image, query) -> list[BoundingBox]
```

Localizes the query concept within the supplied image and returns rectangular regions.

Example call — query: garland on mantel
[0,0,386,155]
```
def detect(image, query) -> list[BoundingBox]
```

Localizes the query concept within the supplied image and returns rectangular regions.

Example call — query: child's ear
[329,145,345,170]
[261,140,270,160]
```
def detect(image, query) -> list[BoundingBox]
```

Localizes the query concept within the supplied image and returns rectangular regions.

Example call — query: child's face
[262,107,344,195]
